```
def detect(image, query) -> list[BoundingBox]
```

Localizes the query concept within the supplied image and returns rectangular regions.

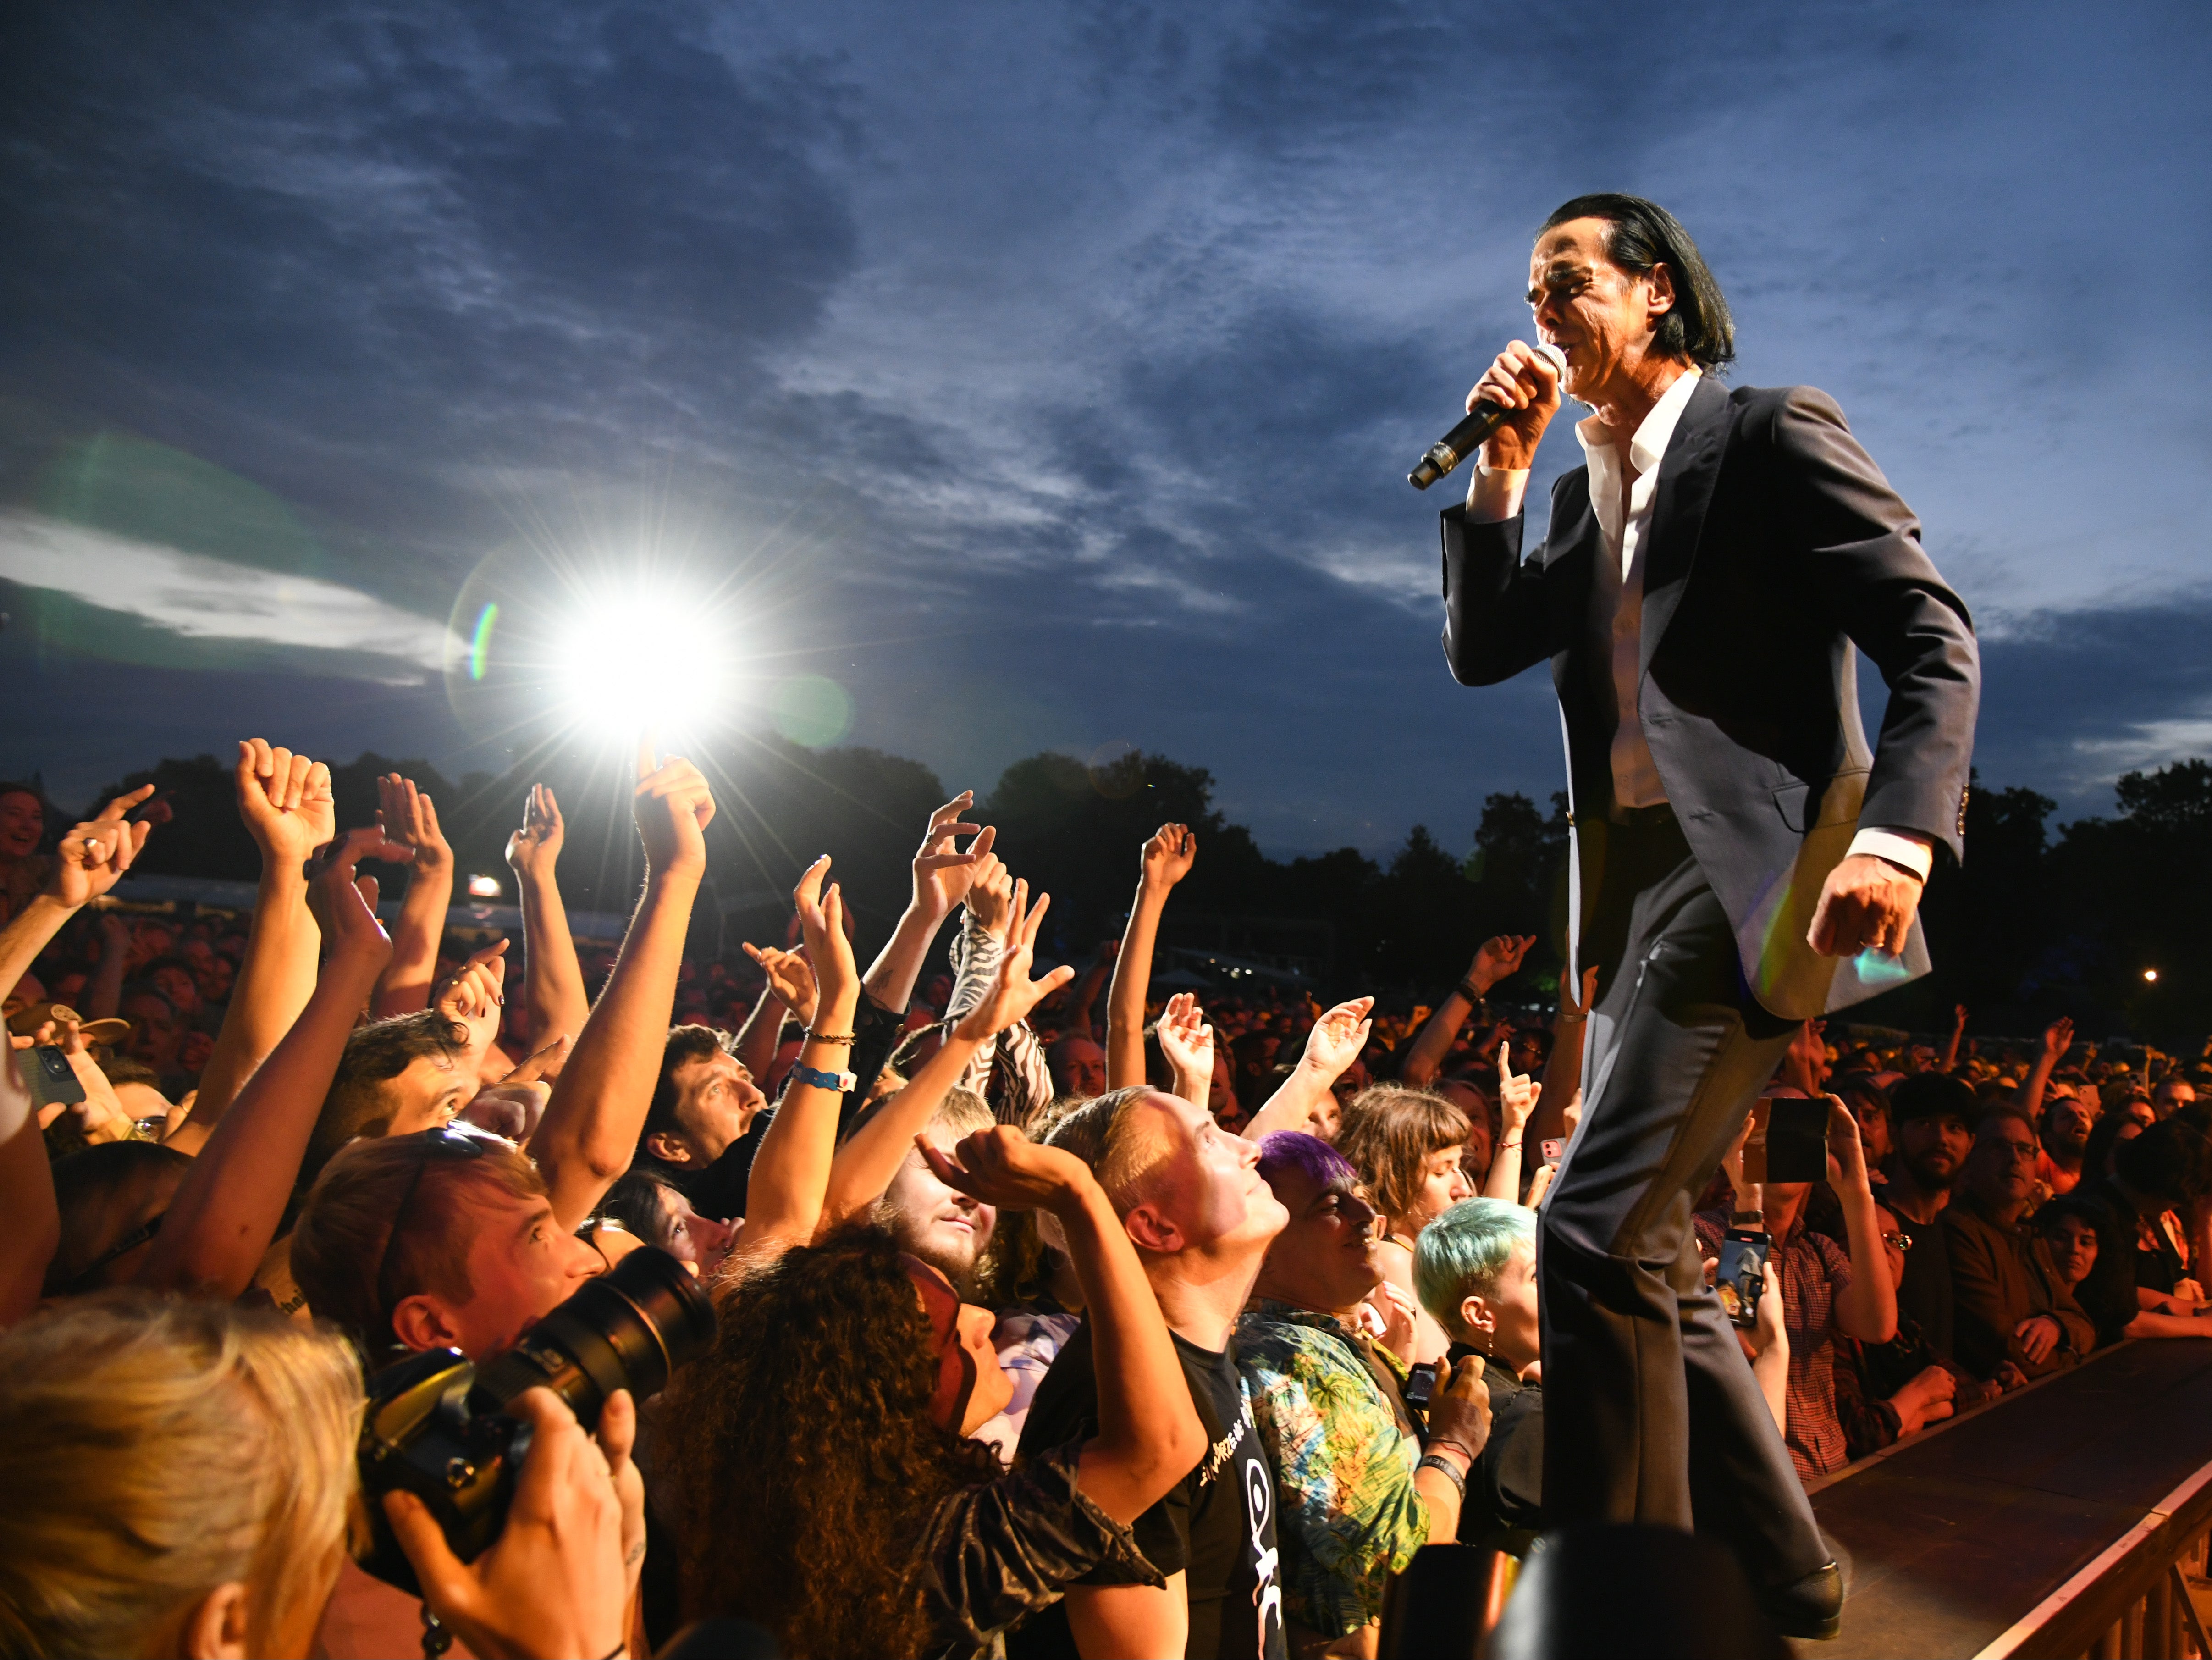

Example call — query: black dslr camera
[355,1245,716,1593]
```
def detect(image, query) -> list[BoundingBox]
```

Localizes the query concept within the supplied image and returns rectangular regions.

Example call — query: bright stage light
[2145,968,2160,983]
[556,590,731,736]
[466,874,502,899]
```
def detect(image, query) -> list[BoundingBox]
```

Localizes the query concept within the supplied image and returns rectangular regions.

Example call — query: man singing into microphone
[1438,194,1977,1638]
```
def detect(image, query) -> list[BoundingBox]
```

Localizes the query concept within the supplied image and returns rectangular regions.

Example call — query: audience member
[1413,1198,1549,1543]
[1881,1073,1978,1361]
[1333,1084,1474,1364]
[1695,1101,1896,1481]
[1012,1085,1290,1659]
[1235,1132,1491,1651]
[1943,1108,2096,1380]
[2059,1109,2212,1346]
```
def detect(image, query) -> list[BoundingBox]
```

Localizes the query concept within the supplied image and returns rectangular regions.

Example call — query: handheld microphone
[1407,343,1567,490]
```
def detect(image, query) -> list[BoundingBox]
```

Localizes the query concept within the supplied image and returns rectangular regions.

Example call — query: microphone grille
[1534,342,1567,376]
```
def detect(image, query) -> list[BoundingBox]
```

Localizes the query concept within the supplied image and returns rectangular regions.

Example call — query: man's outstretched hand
[1809,853,1924,959]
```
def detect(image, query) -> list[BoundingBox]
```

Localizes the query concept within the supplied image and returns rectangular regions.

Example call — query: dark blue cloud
[2,0,2208,854]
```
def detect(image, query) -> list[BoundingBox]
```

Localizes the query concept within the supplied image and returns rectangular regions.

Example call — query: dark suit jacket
[1440,376,1979,1017]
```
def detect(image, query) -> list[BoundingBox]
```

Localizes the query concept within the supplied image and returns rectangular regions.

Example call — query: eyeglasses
[1881,1231,1914,1253]
[373,1128,486,1325]
[57,1212,165,1296]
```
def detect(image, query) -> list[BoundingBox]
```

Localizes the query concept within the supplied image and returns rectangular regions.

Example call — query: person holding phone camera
[1694,1098,1897,1481]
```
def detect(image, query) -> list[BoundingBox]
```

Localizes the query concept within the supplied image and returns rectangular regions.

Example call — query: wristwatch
[789,1061,858,1094]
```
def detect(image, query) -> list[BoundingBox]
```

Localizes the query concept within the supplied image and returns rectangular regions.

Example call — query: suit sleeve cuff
[1848,827,1934,881]
[1464,465,1529,523]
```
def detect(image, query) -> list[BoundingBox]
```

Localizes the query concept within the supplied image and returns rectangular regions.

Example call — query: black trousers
[1537,806,1828,1587]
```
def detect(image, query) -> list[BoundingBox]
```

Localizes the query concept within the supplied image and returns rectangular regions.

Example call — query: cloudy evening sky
[3,1,2208,855]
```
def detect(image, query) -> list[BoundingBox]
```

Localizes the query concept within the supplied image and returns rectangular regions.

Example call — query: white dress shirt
[1465,366,1933,880]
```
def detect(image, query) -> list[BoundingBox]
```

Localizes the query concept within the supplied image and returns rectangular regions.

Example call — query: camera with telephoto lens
[354,1244,716,1593]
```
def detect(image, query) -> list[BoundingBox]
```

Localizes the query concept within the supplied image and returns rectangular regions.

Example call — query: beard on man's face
[891,1204,989,1291]
[1903,1141,1958,1191]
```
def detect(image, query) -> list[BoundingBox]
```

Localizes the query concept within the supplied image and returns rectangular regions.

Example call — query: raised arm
[860,794,984,1015]
[1064,941,1115,1038]
[1484,1041,1539,1204]
[821,881,1070,1228]
[1154,993,1214,1112]
[0,788,154,1007]
[505,784,590,1056]
[1825,1099,1898,1344]
[1526,964,1598,1149]
[370,772,455,1017]
[1401,935,1533,1088]
[526,742,712,1230]
[734,945,811,1080]
[2019,1016,2072,1123]
[1105,823,1195,1089]
[180,743,335,1143]
[1243,997,1373,1141]
[137,832,394,1299]
[922,1127,1204,1524]
[736,858,860,1253]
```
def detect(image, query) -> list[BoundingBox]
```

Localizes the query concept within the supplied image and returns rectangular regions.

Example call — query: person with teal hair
[1415,1199,1546,1544]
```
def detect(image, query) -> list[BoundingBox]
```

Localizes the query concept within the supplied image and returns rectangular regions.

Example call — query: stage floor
[1793,1339,2212,1657]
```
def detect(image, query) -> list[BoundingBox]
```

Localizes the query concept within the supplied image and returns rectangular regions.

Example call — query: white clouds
[0,510,453,675]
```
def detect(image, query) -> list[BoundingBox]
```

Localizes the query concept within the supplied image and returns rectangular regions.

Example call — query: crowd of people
[1,747,2208,1659]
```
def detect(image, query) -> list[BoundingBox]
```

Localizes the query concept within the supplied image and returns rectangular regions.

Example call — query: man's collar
[1245,1296,1356,1337]
[1575,363,1703,470]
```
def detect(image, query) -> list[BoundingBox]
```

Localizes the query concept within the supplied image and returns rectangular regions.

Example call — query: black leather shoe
[1760,1559,1844,1641]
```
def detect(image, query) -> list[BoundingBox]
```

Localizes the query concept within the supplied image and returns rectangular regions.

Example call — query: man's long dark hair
[1541,193,1735,372]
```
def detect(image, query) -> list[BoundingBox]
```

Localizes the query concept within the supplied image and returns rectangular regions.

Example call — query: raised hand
[1498,1039,1539,1131]
[1823,1094,1871,1196]
[2042,1016,2075,1062]
[741,941,819,1027]
[1299,996,1375,1085]
[1155,991,1215,1084]
[633,738,715,883]
[375,772,452,875]
[1470,934,1536,990]
[46,1013,138,1144]
[436,939,509,1057]
[792,857,858,1014]
[44,786,157,909]
[953,880,1075,1041]
[911,793,985,921]
[305,828,398,970]
[504,783,566,882]
[233,740,335,868]
[964,838,1015,939]
[1140,822,1197,893]
[918,1124,1092,1217]
[1358,1278,1422,1362]
[1560,964,1600,1025]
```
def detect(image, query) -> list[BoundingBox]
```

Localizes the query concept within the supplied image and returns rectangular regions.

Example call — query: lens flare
[468,603,499,681]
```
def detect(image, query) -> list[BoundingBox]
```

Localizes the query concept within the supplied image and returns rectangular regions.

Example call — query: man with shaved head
[1009,1086,1290,1660]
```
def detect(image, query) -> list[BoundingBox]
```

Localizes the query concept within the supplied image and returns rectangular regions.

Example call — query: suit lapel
[1638,375,1732,680]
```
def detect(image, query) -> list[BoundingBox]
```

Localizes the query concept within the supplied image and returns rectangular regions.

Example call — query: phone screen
[1716,1230,1771,1330]
[1765,1097,1829,1184]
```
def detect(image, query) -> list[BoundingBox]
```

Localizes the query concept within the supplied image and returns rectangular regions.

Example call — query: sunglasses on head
[373,1127,488,1321]
[56,1212,165,1297]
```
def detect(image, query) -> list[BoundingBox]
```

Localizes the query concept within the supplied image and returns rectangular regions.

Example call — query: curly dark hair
[656,1224,1003,1655]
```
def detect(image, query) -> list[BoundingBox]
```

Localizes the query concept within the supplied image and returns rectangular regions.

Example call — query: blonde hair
[0,1293,362,1657]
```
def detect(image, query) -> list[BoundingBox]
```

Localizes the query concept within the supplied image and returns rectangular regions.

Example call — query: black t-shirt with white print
[1009,1320,1285,1659]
